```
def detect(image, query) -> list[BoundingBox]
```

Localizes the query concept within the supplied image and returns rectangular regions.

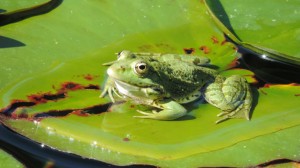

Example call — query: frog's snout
[107,66,113,76]
[107,65,126,77]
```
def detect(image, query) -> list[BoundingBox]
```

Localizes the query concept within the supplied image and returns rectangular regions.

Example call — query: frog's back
[150,57,216,101]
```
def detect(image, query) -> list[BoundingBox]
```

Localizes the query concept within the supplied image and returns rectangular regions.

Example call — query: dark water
[238,46,300,84]
[0,46,299,167]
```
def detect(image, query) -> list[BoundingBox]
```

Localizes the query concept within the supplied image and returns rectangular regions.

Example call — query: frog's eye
[134,62,148,75]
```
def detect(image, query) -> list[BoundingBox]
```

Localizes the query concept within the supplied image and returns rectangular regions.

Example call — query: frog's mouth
[113,79,161,100]
[114,79,143,97]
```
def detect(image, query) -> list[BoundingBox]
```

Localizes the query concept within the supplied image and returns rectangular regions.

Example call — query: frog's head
[106,51,167,99]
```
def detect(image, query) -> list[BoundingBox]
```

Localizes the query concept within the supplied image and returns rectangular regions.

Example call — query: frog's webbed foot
[99,86,118,103]
[135,110,158,118]
[215,107,250,124]
[204,75,252,124]
[100,78,123,103]
[134,100,187,120]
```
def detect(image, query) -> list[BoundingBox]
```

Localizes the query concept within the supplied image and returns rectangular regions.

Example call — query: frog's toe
[134,110,159,119]
[215,106,251,124]
[216,111,229,117]
[99,88,108,98]
[215,117,229,124]
[99,86,116,103]
[108,88,116,103]
[134,110,155,119]
[136,110,151,116]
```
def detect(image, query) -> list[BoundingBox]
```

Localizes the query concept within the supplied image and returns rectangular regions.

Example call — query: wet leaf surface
[205,0,300,64]
[0,0,299,167]
[0,149,23,168]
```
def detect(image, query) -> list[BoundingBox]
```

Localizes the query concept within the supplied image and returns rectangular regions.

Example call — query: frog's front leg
[100,77,123,103]
[204,75,252,123]
[134,100,187,120]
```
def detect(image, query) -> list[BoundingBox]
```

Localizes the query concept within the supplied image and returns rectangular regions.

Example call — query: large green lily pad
[0,0,300,167]
[204,0,300,64]
[2,84,300,167]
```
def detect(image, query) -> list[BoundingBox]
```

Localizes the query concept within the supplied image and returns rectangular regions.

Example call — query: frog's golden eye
[134,62,148,75]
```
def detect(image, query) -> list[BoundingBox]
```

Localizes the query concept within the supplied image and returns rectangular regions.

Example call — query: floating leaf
[204,0,300,65]
[0,149,23,168]
[0,0,299,167]
[1,84,300,167]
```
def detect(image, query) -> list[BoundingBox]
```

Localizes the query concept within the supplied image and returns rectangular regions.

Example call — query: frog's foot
[215,86,252,124]
[204,75,252,124]
[134,109,185,120]
[134,100,187,120]
[99,86,115,103]
[100,86,124,103]
[100,77,124,103]
[134,110,158,119]
[215,107,250,124]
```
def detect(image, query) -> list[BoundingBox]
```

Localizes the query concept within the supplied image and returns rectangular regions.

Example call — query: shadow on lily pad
[205,0,241,41]
[0,9,6,13]
[0,36,25,48]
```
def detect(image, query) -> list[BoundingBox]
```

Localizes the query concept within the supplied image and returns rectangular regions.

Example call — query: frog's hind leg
[215,86,252,123]
[204,75,252,124]
[134,100,187,120]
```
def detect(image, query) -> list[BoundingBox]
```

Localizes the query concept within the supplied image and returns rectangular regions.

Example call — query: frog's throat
[114,79,141,97]
[114,79,158,100]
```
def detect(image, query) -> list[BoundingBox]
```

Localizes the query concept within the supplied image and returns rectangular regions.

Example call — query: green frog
[100,50,252,123]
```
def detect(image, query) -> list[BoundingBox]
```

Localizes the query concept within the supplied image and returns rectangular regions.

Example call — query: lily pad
[0,149,23,168]
[0,0,300,167]
[1,84,300,167]
[204,0,300,65]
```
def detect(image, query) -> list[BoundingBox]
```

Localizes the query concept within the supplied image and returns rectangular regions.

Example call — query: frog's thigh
[207,75,247,107]
[222,75,247,106]
[205,75,252,123]
[134,100,187,120]
[204,81,236,111]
